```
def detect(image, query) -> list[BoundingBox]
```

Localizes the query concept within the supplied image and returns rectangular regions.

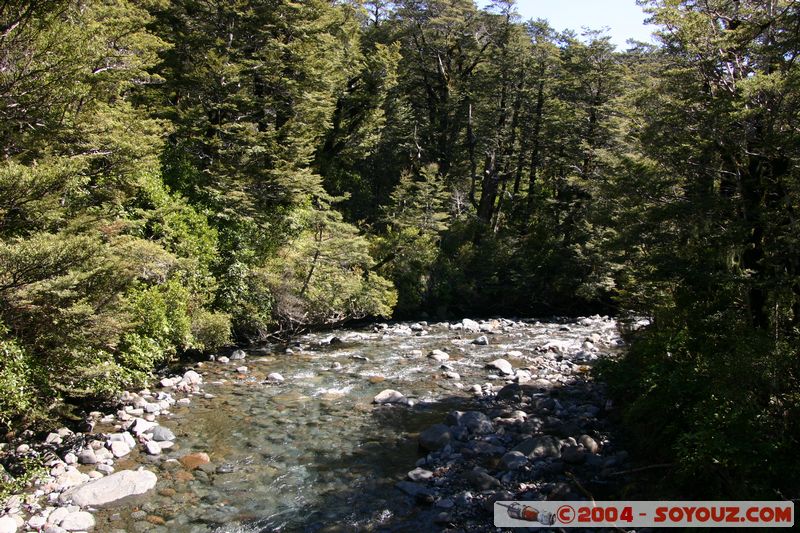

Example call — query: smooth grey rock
[513,435,561,458]
[459,411,494,434]
[267,373,285,382]
[419,424,451,451]
[230,349,247,360]
[149,426,175,442]
[77,449,97,465]
[61,469,157,507]
[500,451,528,470]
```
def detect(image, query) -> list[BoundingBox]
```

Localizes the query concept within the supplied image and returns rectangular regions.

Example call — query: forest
[1,0,799,500]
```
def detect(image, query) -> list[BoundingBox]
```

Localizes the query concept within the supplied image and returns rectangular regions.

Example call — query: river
[86,316,625,532]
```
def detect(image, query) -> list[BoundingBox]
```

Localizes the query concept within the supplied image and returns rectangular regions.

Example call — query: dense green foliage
[1,0,798,499]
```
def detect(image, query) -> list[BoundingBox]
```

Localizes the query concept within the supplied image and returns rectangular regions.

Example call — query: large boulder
[61,469,157,507]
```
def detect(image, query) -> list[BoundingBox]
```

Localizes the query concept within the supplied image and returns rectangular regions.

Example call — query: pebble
[267,373,285,383]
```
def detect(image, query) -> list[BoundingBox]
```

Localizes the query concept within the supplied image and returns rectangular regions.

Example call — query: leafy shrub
[0,336,44,430]
[190,310,232,351]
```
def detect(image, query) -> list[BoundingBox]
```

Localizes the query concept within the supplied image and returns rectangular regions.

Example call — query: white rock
[47,506,75,525]
[267,373,284,383]
[145,441,161,455]
[427,350,449,362]
[59,511,94,531]
[159,377,175,388]
[127,418,157,436]
[60,470,157,507]
[486,359,513,375]
[230,349,247,360]
[461,318,480,332]
[54,470,89,491]
[108,441,130,458]
[63,453,77,465]
[0,516,17,533]
[108,432,136,449]
[94,447,113,461]
[217,356,230,364]
[96,464,114,475]
[177,398,191,406]
[373,389,406,405]
[236,366,248,373]
[182,370,202,385]
[28,515,47,529]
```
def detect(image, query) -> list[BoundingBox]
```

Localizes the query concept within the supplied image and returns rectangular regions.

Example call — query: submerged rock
[179,452,210,470]
[419,424,451,451]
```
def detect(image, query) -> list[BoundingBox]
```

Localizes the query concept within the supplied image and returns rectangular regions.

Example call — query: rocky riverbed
[0,316,636,532]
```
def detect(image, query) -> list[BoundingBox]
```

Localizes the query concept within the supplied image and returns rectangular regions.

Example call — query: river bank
[1,316,635,532]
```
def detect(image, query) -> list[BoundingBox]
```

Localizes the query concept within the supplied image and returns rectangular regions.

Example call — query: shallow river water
[91,317,622,532]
